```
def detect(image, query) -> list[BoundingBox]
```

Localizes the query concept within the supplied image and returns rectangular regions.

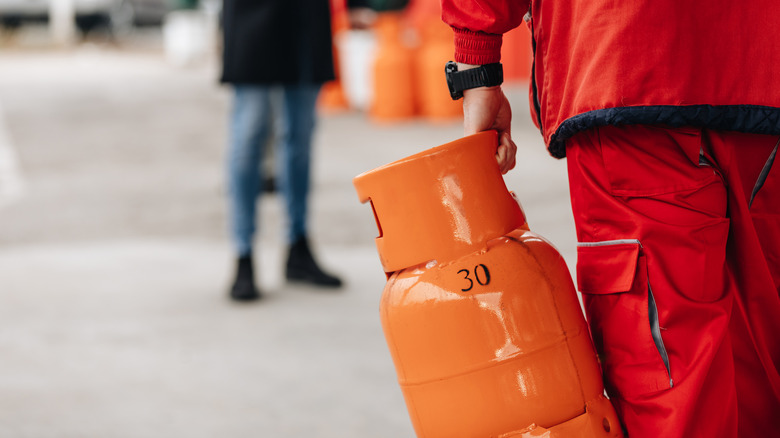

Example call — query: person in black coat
[221,0,343,301]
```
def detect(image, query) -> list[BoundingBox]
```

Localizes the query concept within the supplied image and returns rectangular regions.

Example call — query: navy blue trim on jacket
[548,105,780,158]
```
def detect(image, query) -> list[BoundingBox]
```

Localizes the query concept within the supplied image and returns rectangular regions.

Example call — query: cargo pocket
[577,240,673,399]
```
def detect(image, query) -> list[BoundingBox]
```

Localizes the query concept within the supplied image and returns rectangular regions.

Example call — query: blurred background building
[0,1,572,436]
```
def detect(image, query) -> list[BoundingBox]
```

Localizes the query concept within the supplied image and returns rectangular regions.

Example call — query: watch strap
[451,63,503,91]
[446,62,504,100]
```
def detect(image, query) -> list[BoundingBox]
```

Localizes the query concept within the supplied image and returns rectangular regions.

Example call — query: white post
[50,0,77,46]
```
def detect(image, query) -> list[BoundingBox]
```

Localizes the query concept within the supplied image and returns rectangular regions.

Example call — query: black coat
[220,0,335,85]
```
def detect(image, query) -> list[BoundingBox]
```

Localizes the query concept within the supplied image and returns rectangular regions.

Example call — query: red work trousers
[566,125,780,437]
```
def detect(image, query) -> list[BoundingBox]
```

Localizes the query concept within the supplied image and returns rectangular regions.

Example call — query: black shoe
[262,175,276,194]
[285,237,343,288]
[229,255,261,301]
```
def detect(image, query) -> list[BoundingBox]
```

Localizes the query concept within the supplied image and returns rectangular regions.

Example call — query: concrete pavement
[0,31,575,437]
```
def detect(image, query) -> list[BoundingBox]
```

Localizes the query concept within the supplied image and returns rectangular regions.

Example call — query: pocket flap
[577,241,641,294]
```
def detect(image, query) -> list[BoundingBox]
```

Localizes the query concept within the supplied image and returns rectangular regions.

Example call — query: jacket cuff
[452,28,502,65]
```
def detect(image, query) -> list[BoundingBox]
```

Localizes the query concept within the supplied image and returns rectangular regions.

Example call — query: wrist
[463,85,502,96]
[457,62,480,70]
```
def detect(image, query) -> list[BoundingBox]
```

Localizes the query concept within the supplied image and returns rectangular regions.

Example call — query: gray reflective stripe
[749,137,779,208]
[577,239,642,248]
[648,284,673,388]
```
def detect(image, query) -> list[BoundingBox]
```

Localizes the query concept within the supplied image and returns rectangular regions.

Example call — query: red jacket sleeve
[441,0,530,64]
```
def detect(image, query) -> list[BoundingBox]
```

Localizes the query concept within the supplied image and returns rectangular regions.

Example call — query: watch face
[445,61,462,100]
[445,61,458,74]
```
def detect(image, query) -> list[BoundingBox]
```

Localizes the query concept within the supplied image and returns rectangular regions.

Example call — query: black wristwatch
[445,61,504,100]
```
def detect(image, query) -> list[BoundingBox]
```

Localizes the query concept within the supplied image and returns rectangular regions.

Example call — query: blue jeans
[227,84,321,256]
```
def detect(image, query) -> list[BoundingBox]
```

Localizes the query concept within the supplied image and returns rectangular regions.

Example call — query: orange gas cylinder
[318,80,350,113]
[414,19,462,121]
[369,12,416,122]
[317,0,351,113]
[502,24,533,83]
[353,131,624,438]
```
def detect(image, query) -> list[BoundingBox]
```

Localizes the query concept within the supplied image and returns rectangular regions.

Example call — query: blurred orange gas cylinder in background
[405,0,461,121]
[317,0,351,113]
[501,24,533,83]
[369,12,416,122]
[353,131,624,437]
[413,19,462,121]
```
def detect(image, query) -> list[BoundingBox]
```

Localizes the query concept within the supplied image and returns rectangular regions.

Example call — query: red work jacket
[442,0,780,158]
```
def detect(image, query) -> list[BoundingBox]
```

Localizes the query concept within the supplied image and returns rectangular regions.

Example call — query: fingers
[461,87,517,173]
[496,131,517,174]
[504,132,517,172]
